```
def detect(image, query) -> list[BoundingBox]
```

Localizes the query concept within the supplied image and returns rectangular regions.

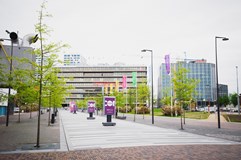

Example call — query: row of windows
[66,82,143,87]
[57,67,147,72]
[58,72,147,77]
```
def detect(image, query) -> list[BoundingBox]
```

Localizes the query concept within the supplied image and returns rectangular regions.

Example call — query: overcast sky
[1,0,241,94]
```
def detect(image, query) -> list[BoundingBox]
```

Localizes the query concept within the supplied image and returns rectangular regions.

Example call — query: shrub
[118,106,132,113]
[137,106,150,114]
[162,106,182,116]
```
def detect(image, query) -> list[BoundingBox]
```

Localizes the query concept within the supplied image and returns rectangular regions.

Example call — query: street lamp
[236,66,240,115]
[2,31,18,127]
[1,31,38,127]
[141,49,154,124]
[215,36,229,129]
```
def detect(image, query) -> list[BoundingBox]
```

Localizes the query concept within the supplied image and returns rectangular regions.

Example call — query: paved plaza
[0,110,241,159]
[60,110,237,150]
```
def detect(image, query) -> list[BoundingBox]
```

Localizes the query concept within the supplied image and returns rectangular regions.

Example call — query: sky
[1,0,241,95]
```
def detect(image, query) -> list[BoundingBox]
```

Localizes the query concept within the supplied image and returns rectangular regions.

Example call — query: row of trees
[0,1,70,124]
[218,93,240,107]
[76,81,150,115]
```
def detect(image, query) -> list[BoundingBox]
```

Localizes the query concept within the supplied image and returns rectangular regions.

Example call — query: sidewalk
[0,111,60,152]
[206,113,227,122]
[0,110,241,160]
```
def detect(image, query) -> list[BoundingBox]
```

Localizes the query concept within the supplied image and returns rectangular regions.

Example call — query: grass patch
[184,111,210,119]
[154,108,164,116]
[222,114,241,123]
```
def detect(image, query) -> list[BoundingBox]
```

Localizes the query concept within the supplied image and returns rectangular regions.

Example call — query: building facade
[158,59,227,107]
[0,44,34,115]
[56,65,147,105]
[218,84,228,97]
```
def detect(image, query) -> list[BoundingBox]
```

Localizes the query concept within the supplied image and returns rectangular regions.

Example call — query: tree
[172,65,199,129]
[230,93,238,107]
[110,90,124,116]
[0,57,8,87]
[128,88,136,112]
[161,96,171,106]
[42,68,70,126]
[218,95,230,107]
[160,86,172,106]
[34,0,69,147]
[137,82,150,118]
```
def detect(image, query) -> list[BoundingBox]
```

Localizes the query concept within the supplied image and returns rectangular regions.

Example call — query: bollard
[51,113,55,124]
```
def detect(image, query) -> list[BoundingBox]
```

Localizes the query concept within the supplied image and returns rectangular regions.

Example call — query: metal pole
[215,37,221,129]
[134,82,138,121]
[141,49,154,124]
[236,66,240,115]
[151,51,154,124]
[6,41,13,127]
[170,64,173,117]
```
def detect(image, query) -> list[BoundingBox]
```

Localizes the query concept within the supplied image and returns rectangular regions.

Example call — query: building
[63,54,87,66]
[158,59,227,107]
[218,84,228,97]
[0,43,34,115]
[0,44,35,78]
[56,65,147,106]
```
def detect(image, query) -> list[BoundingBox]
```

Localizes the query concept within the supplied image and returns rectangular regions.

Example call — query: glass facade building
[158,59,225,107]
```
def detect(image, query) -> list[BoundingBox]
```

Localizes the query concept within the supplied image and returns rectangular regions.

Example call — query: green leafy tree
[110,91,124,116]
[34,0,69,147]
[128,88,136,112]
[137,82,150,117]
[172,65,199,129]
[0,57,8,86]
[230,93,238,107]
[94,94,104,113]
[77,99,87,110]
[218,95,230,107]
[161,96,171,106]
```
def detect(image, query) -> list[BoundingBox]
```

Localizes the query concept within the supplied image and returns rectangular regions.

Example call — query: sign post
[102,96,116,126]
[87,100,96,120]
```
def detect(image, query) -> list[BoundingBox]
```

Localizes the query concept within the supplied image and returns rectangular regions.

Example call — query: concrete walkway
[207,113,227,122]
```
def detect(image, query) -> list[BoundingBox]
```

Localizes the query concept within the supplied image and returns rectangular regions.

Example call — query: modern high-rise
[158,59,227,107]
[56,65,147,106]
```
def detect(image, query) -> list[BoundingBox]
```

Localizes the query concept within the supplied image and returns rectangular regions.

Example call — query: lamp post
[215,36,229,129]
[1,31,38,126]
[141,49,154,124]
[2,31,18,127]
[236,66,240,115]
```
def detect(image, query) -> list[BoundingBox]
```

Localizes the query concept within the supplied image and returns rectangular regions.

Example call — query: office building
[158,59,227,107]
[0,44,34,115]
[56,65,147,106]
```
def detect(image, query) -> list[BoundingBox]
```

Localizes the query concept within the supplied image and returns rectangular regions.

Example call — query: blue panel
[0,106,6,116]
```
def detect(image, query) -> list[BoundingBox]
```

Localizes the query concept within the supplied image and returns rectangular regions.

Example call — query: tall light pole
[1,31,38,127]
[215,36,229,129]
[236,66,240,115]
[141,49,154,124]
[3,31,18,127]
